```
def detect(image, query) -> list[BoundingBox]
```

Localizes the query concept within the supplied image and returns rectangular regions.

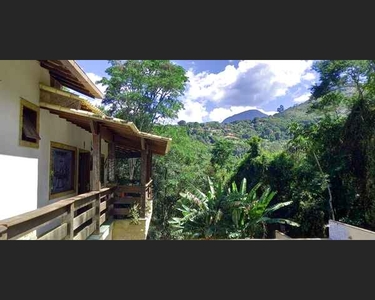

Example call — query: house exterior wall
[0,60,108,221]
[329,220,375,240]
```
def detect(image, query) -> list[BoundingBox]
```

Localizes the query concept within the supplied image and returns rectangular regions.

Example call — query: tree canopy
[99,60,188,132]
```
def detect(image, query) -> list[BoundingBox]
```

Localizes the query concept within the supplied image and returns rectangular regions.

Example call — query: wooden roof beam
[99,125,114,142]
[90,120,99,135]
[60,60,104,99]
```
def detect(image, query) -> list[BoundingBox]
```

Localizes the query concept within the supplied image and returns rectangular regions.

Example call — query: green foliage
[129,203,140,225]
[99,60,188,131]
[247,136,262,158]
[169,177,226,239]
[148,125,212,239]
[210,139,234,168]
[170,177,299,239]
[277,105,284,113]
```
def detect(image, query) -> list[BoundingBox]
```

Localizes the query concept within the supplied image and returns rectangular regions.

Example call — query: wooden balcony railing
[0,187,116,240]
[114,180,153,218]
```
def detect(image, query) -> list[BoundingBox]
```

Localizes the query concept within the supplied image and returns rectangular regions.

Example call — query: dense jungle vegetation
[99,60,375,239]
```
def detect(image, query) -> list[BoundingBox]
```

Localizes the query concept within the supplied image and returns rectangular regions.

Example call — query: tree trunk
[313,151,335,221]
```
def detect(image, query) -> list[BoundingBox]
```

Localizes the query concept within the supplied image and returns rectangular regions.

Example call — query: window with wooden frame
[19,98,41,148]
[50,142,77,200]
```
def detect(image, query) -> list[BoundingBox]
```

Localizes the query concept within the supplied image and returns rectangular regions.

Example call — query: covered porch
[0,85,171,240]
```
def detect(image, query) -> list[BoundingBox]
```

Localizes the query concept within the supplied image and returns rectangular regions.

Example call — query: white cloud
[185,65,238,102]
[293,93,311,103]
[209,106,277,123]
[175,60,314,123]
[177,99,209,123]
[302,72,316,81]
[85,72,109,106]
[87,72,107,94]
[184,60,314,108]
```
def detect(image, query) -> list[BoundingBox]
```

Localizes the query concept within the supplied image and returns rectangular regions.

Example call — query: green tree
[277,105,284,113]
[247,136,262,158]
[310,60,375,228]
[99,60,188,132]
[99,60,188,181]
[210,139,234,167]
[288,122,335,220]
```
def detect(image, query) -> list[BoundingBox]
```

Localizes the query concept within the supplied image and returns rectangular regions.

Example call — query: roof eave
[59,60,104,99]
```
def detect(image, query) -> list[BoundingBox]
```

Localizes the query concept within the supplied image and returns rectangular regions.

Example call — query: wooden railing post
[94,192,101,234]
[139,187,145,218]
[0,225,7,240]
[65,203,74,240]
[108,189,115,217]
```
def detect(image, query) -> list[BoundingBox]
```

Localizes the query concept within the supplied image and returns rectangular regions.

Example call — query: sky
[76,60,319,123]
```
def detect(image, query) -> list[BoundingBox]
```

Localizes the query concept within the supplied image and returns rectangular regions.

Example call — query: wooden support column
[108,142,115,183]
[140,144,148,218]
[92,121,101,191]
[91,121,102,234]
[148,152,153,200]
[146,152,153,183]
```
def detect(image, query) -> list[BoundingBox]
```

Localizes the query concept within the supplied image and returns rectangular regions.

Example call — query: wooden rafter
[39,101,171,155]
[38,60,103,99]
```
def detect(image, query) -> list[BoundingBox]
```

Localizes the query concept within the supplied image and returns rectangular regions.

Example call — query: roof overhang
[39,102,171,156]
[40,84,104,116]
[39,60,104,99]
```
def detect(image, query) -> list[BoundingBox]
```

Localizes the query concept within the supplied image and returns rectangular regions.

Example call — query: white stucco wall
[329,220,375,240]
[0,60,108,221]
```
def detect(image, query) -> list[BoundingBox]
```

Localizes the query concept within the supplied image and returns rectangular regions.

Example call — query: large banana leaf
[258,217,300,227]
[265,201,293,215]
[240,178,247,195]
[208,177,215,198]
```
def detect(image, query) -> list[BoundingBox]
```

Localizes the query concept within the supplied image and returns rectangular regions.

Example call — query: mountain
[222,109,268,124]
[183,101,320,146]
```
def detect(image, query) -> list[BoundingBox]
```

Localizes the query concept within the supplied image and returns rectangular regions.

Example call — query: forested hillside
[176,100,321,156]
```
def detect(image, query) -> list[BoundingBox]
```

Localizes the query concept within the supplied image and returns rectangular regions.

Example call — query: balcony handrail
[0,187,116,240]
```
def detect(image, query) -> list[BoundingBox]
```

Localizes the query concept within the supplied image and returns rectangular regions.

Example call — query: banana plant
[169,177,226,239]
[226,178,299,238]
[170,177,299,239]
